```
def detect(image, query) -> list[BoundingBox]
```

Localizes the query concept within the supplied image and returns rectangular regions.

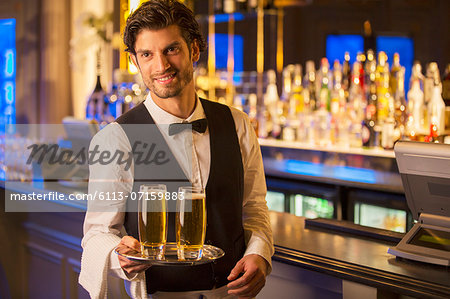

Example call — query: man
[79,1,273,298]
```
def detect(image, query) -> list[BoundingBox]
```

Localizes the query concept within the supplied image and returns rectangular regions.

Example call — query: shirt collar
[143,93,206,124]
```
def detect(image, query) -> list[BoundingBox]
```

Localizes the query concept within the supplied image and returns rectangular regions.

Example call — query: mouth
[154,72,176,84]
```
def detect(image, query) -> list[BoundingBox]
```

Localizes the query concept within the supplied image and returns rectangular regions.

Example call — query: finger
[120,236,141,250]
[227,260,244,281]
[123,264,150,275]
[118,256,150,274]
[227,266,258,289]
[118,255,150,268]
[229,274,262,295]
[230,275,264,298]
[236,276,266,298]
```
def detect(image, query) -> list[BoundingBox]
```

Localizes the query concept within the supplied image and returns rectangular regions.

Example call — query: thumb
[227,260,244,280]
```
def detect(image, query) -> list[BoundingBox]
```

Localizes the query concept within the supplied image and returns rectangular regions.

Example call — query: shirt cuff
[109,249,140,281]
[244,235,274,275]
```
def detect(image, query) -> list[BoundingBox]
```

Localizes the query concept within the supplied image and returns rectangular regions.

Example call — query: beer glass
[138,184,167,260]
[176,186,206,261]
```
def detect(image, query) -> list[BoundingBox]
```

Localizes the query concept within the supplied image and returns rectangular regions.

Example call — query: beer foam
[190,193,205,200]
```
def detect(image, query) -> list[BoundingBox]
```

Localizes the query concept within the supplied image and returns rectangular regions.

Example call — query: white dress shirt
[79,94,274,298]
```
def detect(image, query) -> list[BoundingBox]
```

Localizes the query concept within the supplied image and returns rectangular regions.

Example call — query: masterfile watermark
[26,141,170,171]
[3,124,194,212]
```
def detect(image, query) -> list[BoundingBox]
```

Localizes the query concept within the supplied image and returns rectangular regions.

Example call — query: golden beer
[176,188,206,260]
[138,206,167,247]
[138,184,167,259]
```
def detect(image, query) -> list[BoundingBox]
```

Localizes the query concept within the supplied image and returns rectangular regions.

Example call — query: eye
[141,52,150,58]
[166,47,179,54]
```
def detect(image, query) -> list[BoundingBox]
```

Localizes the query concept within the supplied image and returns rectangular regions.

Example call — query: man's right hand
[117,236,151,275]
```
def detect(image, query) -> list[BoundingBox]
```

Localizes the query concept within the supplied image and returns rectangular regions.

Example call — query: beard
[145,64,194,99]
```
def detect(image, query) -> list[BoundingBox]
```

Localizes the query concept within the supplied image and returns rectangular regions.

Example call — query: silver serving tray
[114,242,225,266]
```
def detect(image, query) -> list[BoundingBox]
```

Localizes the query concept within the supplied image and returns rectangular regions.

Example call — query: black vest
[116,99,245,293]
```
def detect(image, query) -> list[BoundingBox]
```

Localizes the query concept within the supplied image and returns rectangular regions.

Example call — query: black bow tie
[168,118,207,136]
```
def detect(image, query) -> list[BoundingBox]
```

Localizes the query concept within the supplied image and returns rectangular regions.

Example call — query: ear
[191,39,200,63]
[129,53,139,69]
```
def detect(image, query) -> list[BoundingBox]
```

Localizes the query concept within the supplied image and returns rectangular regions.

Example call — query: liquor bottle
[331,60,350,146]
[264,70,279,138]
[364,49,376,97]
[248,93,259,135]
[278,65,294,140]
[314,101,331,146]
[291,64,304,114]
[291,64,307,142]
[424,63,435,111]
[389,53,402,96]
[381,114,395,149]
[362,74,378,147]
[280,65,293,105]
[304,60,317,112]
[223,0,235,13]
[331,60,344,117]
[442,63,450,106]
[342,52,351,100]
[380,68,396,150]
[407,63,425,138]
[86,74,106,122]
[348,60,365,148]
[376,51,391,124]
[356,52,366,94]
[428,63,446,136]
[318,58,331,112]
[349,60,365,123]
[363,20,376,54]
[409,61,424,90]
[284,65,302,142]
[393,67,408,140]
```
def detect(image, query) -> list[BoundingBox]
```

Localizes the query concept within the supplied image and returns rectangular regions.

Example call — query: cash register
[388,141,450,266]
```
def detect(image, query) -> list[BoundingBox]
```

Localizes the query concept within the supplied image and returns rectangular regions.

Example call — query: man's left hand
[227,254,269,298]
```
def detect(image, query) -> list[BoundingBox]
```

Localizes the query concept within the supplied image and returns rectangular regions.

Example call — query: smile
[155,73,176,83]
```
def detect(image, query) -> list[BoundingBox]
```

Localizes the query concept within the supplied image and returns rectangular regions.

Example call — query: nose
[154,53,170,73]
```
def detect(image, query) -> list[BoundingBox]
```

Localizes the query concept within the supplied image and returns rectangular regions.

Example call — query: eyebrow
[163,41,182,51]
[135,41,183,55]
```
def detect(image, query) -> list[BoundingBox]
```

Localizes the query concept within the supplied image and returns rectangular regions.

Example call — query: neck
[151,84,197,119]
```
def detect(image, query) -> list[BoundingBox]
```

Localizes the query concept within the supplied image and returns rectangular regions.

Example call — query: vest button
[214,276,219,283]
[206,240,212,245]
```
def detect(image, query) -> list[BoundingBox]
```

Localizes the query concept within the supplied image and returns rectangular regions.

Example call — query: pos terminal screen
[408,228,450,252]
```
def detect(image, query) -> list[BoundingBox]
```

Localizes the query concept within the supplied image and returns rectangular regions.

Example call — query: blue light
[4,81,14,104]
[214,13,245,23]
[285,159,376,184]
[326,35,364,65]
[0,18,16,135]
[211,33,244,84]
[5,49,15,77]
[333,166,376,184]
[286,160,324,177]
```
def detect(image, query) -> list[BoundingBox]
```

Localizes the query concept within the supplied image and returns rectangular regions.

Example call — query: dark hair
[123,0,206,55]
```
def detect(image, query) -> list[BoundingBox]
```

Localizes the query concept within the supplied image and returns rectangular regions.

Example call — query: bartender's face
[130,25,199,99]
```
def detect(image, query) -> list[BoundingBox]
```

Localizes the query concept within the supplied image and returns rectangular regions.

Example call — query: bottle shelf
[259,138,396,158]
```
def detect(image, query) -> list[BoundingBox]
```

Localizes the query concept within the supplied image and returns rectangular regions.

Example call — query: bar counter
[262,211,450,299]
